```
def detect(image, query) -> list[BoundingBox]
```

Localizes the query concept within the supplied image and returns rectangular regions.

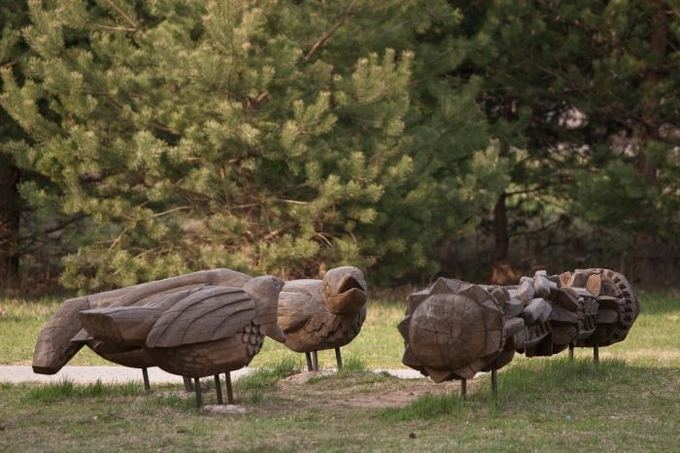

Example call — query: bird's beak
[325,275,367,314]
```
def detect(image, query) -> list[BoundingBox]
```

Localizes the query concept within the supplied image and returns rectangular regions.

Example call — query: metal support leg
[569,343,574,361]
[142,367,151,392]
[225,371,234,404]
[305,352,313,372]
[214,374,224,405]
[335,347,343,370]
[460,379,467,400]
[593,343,599,365]
[194,378,202,408]
[491,369,498,397]
[312,351,319,371]
[183,376,193,392]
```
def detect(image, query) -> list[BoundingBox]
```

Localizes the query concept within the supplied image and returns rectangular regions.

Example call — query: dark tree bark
[0,160,20,282]
[492,192,509,264]
[632,1,670,283]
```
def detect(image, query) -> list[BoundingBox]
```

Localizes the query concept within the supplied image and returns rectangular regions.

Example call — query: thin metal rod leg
[569,343,574,361]
[194,378,202,408]
[491,369,498,397]
[335,347,343,370]
[593,343,599,365]
[225,371,234,404]
[183,376,193,392]
[460,379,467,400]
[142,367,151,392]
[305,352,313,372]
[312,351,319,371]
[214,374,224,405]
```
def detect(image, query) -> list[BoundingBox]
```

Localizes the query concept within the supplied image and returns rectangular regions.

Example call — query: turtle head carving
[243,275,286,343]
[321,266,368,314]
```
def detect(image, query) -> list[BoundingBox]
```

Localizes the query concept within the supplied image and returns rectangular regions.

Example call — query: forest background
[0,0,678,293]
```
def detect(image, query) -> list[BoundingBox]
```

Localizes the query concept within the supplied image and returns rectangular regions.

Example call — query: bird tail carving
[244,275,286,343]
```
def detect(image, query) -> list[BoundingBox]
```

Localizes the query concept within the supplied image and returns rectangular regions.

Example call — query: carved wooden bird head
[321,266,368,314]
[243,275,286,342]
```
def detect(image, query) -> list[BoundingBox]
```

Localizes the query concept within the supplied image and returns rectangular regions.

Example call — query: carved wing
[145,286,255,348]
[79,306,164,346]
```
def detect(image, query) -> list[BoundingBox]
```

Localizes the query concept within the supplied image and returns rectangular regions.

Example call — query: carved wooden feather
[146,287,255,348]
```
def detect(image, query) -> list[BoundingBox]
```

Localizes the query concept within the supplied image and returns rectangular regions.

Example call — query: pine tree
[451,0,680,277]
[1,0,502,289]
[0,2,28,282]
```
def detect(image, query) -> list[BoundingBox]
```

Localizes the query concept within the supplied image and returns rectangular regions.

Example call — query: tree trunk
[492,192,509,263]
[0,160,20,283]
[633,1,669,283]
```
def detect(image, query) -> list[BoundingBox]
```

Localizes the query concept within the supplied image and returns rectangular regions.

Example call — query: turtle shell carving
[399,278,506,382]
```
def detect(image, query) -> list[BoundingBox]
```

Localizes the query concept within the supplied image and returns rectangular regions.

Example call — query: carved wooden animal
[33,269,284,406]
[80,275,285,405]
[277,266,368,371]
[399,268,638,398]
[33,268,251,375]
[398,277,525,394]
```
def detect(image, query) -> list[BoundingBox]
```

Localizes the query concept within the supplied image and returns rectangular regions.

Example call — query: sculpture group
[33,265,638,407]
[33,266,368,407]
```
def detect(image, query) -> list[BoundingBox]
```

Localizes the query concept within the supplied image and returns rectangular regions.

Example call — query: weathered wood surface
[400,268,639,383]
[399,278,506,382]
[277,266,368,354]
[33,269,258,374]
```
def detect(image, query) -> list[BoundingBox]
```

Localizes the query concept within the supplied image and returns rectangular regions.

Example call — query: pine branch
[93,24,137,33]
[302,0,358,63]
[101,0,138,30]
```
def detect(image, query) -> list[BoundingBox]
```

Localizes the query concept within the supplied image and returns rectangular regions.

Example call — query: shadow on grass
[381,357,676,421]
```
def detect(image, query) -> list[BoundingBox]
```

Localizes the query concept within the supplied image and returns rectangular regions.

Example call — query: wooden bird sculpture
[33,269,286,406]
[277,266,368,371]
[399,268,638,398]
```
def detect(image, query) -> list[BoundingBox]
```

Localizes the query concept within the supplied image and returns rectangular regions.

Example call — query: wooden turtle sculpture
[277,266,368,371]
[400,268,638,398]
[33,269,286,406]
[398,277,542,397]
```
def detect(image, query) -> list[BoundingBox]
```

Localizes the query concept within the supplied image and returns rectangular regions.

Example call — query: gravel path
[0,366,424,384]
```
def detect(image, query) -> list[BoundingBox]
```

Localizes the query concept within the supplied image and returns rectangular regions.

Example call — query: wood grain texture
[146,287,254,348]
[402,279,505,381]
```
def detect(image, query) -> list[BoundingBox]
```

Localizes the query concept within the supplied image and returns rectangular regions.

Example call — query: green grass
[0,295,110,366]
[235,357,298,391]
[22,379,143,404]
[0,289,679,451]
[1,360,678,451]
